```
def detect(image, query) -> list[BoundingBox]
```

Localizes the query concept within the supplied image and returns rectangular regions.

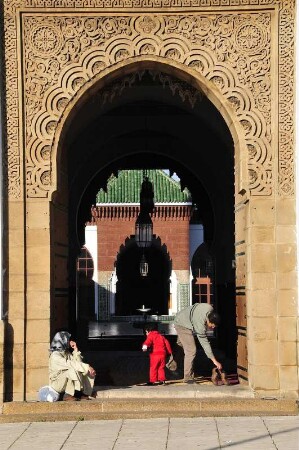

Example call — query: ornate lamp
[135,209,153,248]
[139,254,149,277]
[135,171,154,249]
[135,171,155,276]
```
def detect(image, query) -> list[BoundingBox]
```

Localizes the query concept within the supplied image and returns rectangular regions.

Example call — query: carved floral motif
[235,23,265,53]
[29,25,63,57]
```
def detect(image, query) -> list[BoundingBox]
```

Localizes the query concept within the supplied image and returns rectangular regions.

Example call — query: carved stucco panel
[22,13,271,197]
[3,0,295,198]
[3,0,23,199]
[23,0,276,6]
[278,3,295,196]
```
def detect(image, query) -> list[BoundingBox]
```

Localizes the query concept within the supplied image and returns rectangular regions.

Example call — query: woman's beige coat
[49,349,94,396]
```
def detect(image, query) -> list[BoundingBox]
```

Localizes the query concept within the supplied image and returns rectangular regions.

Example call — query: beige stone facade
[1,0,298,401]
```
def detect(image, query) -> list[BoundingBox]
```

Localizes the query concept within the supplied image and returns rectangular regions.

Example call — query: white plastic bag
[38,385,60,402]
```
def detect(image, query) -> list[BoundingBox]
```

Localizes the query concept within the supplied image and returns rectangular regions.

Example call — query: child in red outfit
[142,323,172,385]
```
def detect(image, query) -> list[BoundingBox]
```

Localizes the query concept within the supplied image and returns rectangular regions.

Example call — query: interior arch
[50,61,237,379]
[52,57,245,197]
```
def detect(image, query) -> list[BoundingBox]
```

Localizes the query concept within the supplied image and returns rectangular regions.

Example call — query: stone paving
[0,416,298,450]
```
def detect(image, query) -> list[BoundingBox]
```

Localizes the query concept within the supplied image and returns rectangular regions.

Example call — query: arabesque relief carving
[3,0,295,198]
[24,13,272,197]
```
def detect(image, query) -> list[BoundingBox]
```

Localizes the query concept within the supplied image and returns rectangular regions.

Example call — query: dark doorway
[60,65,236,380]
[115,237,172,316]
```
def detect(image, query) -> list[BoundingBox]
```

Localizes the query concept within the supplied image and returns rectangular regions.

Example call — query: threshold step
[0,398,297,423]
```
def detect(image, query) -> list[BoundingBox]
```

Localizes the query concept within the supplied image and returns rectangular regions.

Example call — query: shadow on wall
[4,321,14,401]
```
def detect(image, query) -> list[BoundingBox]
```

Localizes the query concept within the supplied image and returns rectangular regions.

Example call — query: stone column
[25,200,51,400]
[247,197,298,398]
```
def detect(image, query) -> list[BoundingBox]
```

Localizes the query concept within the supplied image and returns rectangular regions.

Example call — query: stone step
[0,386,298,423]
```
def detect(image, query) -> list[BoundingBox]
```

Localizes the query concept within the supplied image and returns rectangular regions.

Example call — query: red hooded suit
[142,330,172,383]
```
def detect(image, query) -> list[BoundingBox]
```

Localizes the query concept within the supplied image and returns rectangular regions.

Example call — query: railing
[97,315,174,323]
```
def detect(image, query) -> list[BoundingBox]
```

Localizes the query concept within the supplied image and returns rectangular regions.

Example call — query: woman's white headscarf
[49,331,71,352]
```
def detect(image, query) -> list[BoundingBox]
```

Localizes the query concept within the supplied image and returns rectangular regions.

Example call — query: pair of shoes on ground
[211,368,230,386]
[145,381,166,386]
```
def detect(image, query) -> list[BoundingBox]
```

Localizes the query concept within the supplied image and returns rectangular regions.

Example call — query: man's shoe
[157,381,166,385]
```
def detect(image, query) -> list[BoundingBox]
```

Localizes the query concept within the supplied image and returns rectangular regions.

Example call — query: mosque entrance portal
[63,67,237,376]
[3,0,297,400]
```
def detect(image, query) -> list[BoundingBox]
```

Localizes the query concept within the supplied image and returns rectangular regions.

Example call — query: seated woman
[49,330,96,401]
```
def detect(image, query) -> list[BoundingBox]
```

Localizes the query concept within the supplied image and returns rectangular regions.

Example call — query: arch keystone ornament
[2,0,298,401]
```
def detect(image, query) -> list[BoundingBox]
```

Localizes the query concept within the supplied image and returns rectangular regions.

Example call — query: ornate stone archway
[2,0,297,400]
[22,13,274,198]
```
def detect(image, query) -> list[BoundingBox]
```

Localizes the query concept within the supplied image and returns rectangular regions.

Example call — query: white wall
[109,270,117,315]
[169,270,178,315]
[189,224,204,264]
[84,225,99,317]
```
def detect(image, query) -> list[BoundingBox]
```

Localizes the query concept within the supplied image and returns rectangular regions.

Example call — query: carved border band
[3,0,295,198]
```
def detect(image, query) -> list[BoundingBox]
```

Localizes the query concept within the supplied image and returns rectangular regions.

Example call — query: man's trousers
[174,325,196,381]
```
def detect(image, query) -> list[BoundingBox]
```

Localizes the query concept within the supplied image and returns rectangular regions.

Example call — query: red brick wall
[153,216,190,270]
[92,205,192,272]
[97,218,135,271]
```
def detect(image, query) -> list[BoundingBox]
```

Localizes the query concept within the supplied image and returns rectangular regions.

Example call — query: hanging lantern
[135,171,154,248]
[139,176,154,215]
[140,254,149,277]
[135,209,153,248]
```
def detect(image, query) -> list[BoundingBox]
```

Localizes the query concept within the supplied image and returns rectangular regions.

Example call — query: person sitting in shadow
[49,330,96,401]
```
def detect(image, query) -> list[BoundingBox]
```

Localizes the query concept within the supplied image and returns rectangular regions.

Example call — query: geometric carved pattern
[179,284,190,311]
[98,285,109,320]
[23,13,272,197]
[278,1,295,196]
[3,1,295,198]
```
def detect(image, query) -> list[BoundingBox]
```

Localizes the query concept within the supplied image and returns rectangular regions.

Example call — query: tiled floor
[0,416,298,450]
